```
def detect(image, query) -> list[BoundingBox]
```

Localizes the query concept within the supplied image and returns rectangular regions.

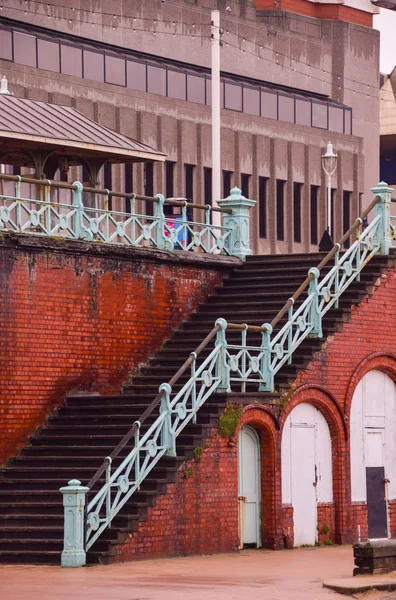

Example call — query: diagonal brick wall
[0,234,236,463]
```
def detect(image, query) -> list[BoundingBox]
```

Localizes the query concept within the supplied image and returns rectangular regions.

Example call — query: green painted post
[159,383,176,456]
[308,267,323,338]
[371,181,394,255]
[155,193,169,250]
[72,181,92,241]
[215,318,230,392]
[259,324,273,392]
[60,479,89,567]
[217,187,256,260]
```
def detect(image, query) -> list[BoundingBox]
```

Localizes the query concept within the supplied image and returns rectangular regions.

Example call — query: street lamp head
[322,141,338,177]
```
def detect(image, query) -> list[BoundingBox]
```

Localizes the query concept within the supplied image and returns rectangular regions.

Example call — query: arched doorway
[282,403,333,546]
[350,369,396,539]
[238,425,261,548]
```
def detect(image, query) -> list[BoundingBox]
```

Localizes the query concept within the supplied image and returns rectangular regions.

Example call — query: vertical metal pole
[211,10,221,227]
[327,173,332,237]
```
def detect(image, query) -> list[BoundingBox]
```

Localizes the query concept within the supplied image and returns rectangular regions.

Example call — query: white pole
[211,10,221,227]
[327,173,332,237]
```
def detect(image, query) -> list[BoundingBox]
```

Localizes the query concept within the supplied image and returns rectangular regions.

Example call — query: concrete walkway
[0,545,355,600]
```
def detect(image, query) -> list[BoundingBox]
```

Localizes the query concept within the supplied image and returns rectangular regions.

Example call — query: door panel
[238,426,260,547]
[366,466,388,539]
[291,425,317,546]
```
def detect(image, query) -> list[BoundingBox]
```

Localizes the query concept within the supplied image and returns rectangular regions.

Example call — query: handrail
[0,173,232,214]
[86,323,221,491]
[224,195,383,334]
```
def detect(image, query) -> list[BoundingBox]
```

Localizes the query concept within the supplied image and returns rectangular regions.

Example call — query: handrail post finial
[371,181,394,255]
[217,188,256,260]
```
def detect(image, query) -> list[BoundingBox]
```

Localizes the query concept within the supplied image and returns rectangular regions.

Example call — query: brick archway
[345,352,396,425]
[280,385,348,544]
[236,405,282,549]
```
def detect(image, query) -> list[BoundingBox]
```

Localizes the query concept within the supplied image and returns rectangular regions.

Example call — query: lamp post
[320,141,338,251]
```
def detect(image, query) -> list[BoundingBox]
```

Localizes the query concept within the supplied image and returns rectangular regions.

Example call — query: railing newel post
[60,479,89,567]
[217,187,256,260]
[287,299,294,365]
[308,267,322,338]
[15,175,22,230]
[371,181,394,255]
[259,324,273,392]
[159,382,176,456]
[155,193,168,251]
[215,318,230,392]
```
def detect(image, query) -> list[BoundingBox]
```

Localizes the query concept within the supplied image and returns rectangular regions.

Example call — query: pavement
[1,545,396,600]
[0,544,350,600]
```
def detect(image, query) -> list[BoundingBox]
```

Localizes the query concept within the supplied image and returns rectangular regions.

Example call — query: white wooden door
[238,426,261,547]
[291,424,317,545]
[282,403,333,546]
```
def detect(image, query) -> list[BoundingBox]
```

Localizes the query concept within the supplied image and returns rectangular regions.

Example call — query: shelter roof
[0,94,165,167]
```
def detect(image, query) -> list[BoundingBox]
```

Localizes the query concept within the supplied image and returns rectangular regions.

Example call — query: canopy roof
[0,93,165,169]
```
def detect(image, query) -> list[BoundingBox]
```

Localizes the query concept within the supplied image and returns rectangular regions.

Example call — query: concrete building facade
[0,0,380,254]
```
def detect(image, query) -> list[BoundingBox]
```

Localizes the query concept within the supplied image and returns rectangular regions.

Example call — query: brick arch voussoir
[237,404,279,441]
[345,352,396,424]
[279,384,347,444]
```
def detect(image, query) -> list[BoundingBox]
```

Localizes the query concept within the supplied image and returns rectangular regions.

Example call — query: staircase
[0,251,393,565]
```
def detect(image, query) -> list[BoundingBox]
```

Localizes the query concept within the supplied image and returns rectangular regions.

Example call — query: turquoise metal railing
[0,174,255,260]
[60,182,394,567]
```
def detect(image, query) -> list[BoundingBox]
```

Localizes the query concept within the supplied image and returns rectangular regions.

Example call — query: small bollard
[60,479,89,567]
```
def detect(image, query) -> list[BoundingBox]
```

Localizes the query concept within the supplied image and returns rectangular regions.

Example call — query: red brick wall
[317,503,336,545]
[0,235,231,463]
[281,505,294,548]
[350,502,368,542]
[112,432,239,561]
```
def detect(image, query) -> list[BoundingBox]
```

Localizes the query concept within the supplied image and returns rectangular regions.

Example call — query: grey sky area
[374,9,396,74]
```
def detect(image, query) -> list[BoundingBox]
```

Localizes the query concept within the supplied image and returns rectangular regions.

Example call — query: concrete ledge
[323,575,396,595]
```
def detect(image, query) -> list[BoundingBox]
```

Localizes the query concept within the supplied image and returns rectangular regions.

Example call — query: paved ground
[0,545,360,600]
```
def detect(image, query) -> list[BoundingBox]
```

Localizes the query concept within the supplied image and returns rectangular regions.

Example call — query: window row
[0,25,352,134]
[258,179,352,247]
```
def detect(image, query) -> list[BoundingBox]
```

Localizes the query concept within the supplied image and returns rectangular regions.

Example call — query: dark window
[184,164,194,220]
[295,99,311,126]
[104,163,112,210]
[329,106,344,133]
[105,54,126,86]
[168,70,186,101]
[222,170,233,199]
[82,165,91,207]
[241,174,250,199]
[0,29,12,61]
[344,109,352,135]
[224,82,242,111]
[259,176,268,239]
[312,102,328,129]
[13,31,37,67]
[278,95,294,123]
[164,161,175,215]
[12,165,21,176]
[187,74,205,104]
[61,44,82,78]
[261,91,277,119]
[37,38,60,72]
[276,180,285,241]
[83,50,104,82]
[343,191,351,248]
[144,162,154,215]
[147,65,166,96]
[293,182,302,243]
[126,60,146,91]
[204,167,212,207]
[310,185,319,245]
[124,163,133,212]
[243,86,260,116]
